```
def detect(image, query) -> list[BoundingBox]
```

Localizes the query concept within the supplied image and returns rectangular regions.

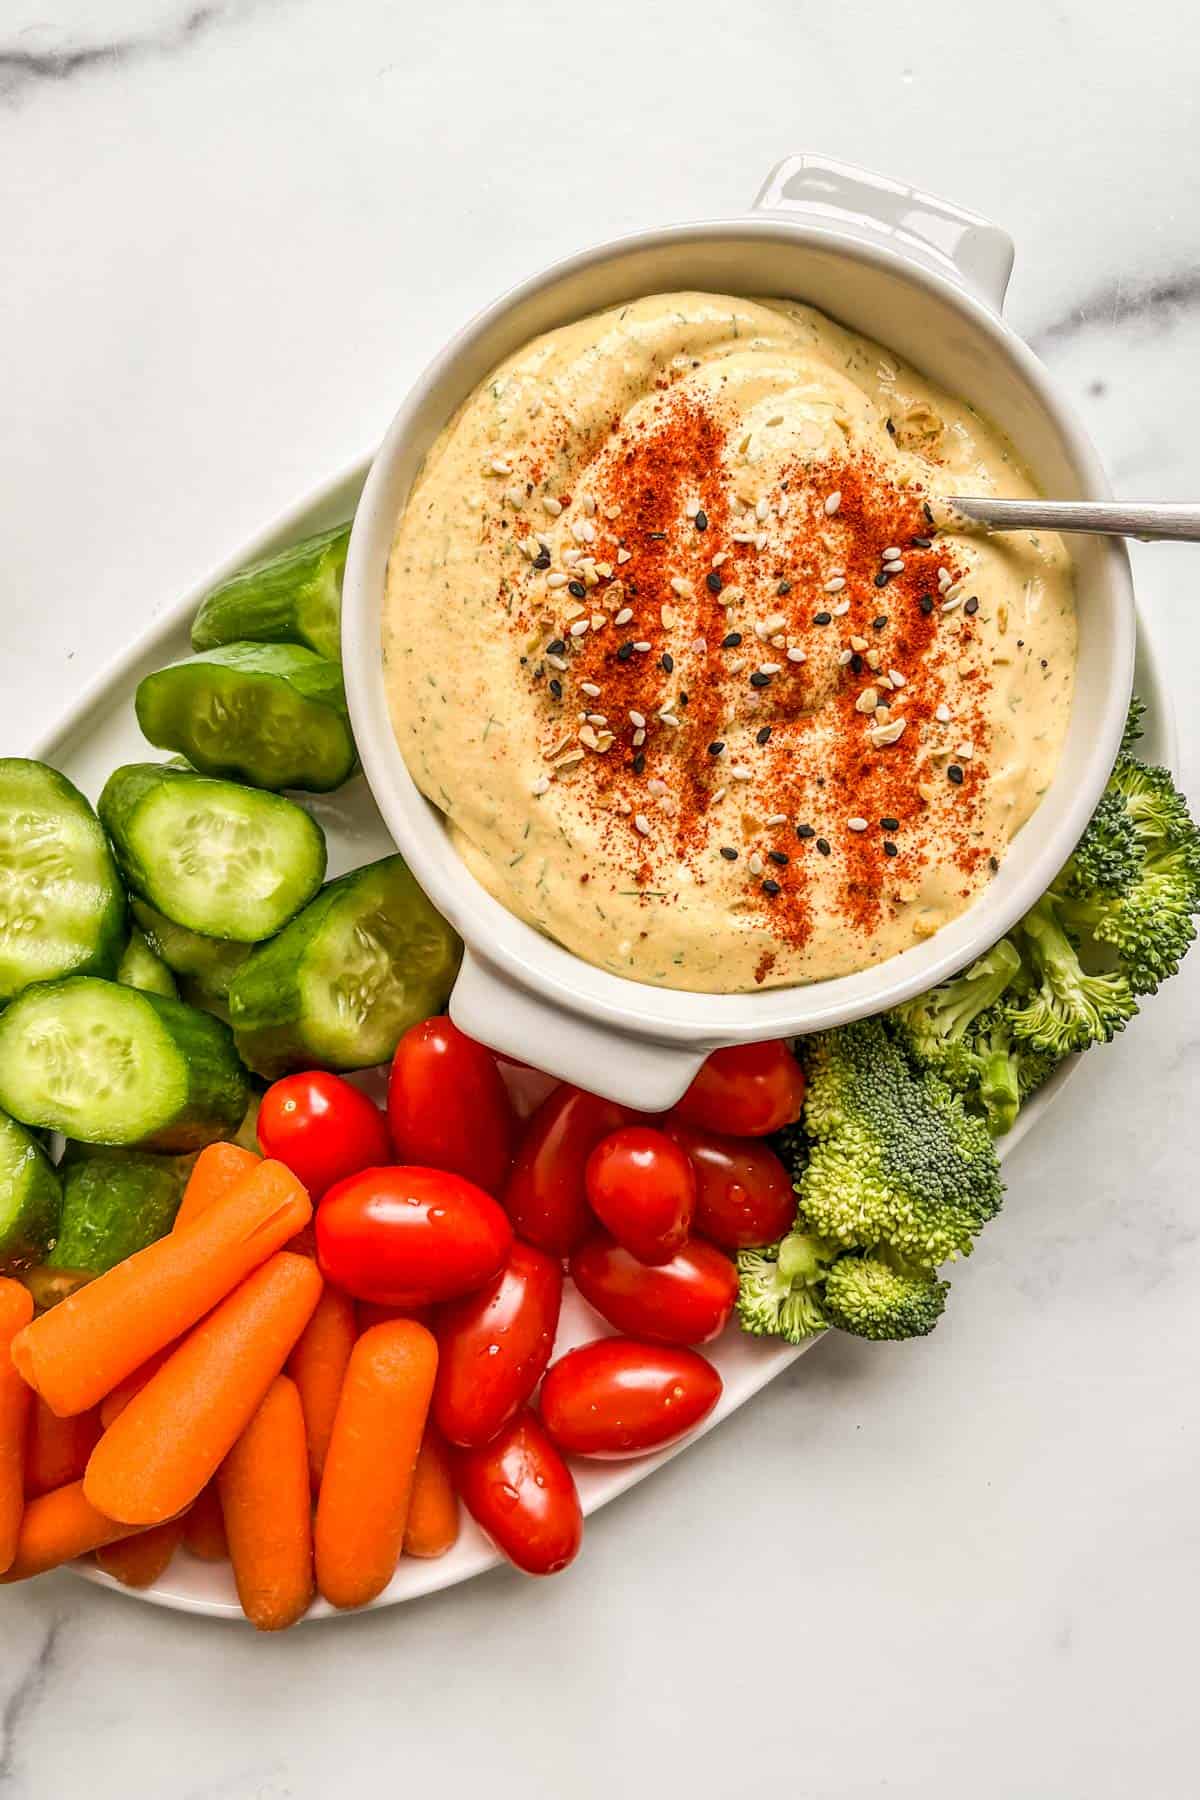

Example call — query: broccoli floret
[822,1249,949,1341]
[736,1231,834,1343]
[1060,785,1142,899]
[1008,895,1138,1056]
[799,1018,1004,1269]
[893,939,1022,1072]
[1121,694,1147,753]
[1110,754,1197,850]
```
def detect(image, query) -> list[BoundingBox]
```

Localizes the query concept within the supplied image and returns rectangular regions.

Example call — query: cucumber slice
[0,758,125,1004]
[99,763,326,943]
[130,898,250,1003]
[0,1108,62,1271]
[0,976,250,1151]
[229,855,461,1078]
[135,643,356,793]
[191,523,349,663]
[49,1143,190,1273]
[117,926,178,998]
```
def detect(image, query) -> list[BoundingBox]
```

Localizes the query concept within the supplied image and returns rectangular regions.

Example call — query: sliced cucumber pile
[135,643,356,793]
[190,522,349,663]
[0,976,250,1152]
[229,854,461,1078]
[49,1142,190,1273]
[0,1107,62,1272]
[117,925,178,998]
[99,762,327,943]
[130,898,251,1008]
[0,759,125,1005]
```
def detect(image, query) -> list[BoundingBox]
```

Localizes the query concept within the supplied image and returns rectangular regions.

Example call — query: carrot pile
[0,1147,459,1627]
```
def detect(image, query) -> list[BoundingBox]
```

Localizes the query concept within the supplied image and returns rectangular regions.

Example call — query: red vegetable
[452,1409,582,1576]
[539,1337,722,1459]
[317,1167,512,1307]
[584,1127,694,1265]
[387,1019,516,1197]
[569,1232,738,1346]
[665,1119,797,1250]
[258,1072,391,1200]
[673,1041,805,1137]
[434,1244,562,1448]
[503,1087,629,1257]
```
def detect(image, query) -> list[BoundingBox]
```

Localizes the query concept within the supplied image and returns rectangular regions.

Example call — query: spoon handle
[944,497,1200,544]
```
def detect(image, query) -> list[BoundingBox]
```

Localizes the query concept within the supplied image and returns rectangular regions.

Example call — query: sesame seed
[732,531,756,543]
[912,535,932,548]
[935,703,952,723]
[694,510,708,531]
[546,573,567,589]
[832,600,850,617]
[888,669,906,686]
[581,493,597,516]
[768,849,788,865]
[813,611,832,626]
[617,642,634,662]
[759,662,782,676]
[755,498,770,521]
[947,764,965,785]
[796,823,815,839]
[777,579,791,595]
[848,816,868,832]
[880,816,900,832]
[945,581,963,601]
[838,649,853,667]
[706,571,723,595]
[748,851,764,875]
[754,533,769,551]
[633,729,646,746]
[613,607,634,627]
[816,837,831,855]
[629,709,646,729]
[874,571,890,589]
[707,740,725,757]
[632,640,651,653]
[762,878,781,896]
[824,576,846,594]
[919,594,935,615]
[569,620,589,637]
[964,597,980,616]
[586,712,606,726]
[941,594,962,614]
[766,814,787,828]
[756,726,772,745]
[777,491,790,518]
[786,647,807,664]
[719,846,738,861]
[647,777,667,796]
[712,551,729,568]
[883,546,901,559]
[530,775,550,795]
[824,491,842,515]
[721,632,742,649]
[711,786,727,803]
[731,764,753,782]
[634,813,652,835]
[568,580,586,600]
[670,576,692,597]
[549,678,563,699]
[580,681,602,698]
[658,711,681,729]
[660,652,675,674]
[546,654,568,672]
[543,496,563,516]
[685,499,701,518]
[490,458,512,476]
[750,671,771,689]
[883,841,898,857]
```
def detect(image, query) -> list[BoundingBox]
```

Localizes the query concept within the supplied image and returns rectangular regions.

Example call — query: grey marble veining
[2,0,1199,1794]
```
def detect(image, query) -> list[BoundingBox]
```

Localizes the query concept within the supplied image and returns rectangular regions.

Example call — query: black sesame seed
[756,726,772,745]
[776,580,792,596]
[964,597,979,616]
[706,571,723,594]
[694,511,708,531]
[549,678,563,699]
[849,653,864,675]
[768,850,789,866]
[911,535,932,549]
[813,610,832,626]
[547,638,566,656]
[660,653,675,674]
[883,841,898,858]
[568,581,586,600]
[721,632,742,649]
[796,823,816,840]
[750,671,771,689]
[617,641,634,662]
[533,551,551,570]
[919,594,934,615]
[648,532,667,541]
[886,417,896,436]
[873,615,888,631]
[880,816,900,832]
[948,764,964,785]
[679,691,689,707]
[762,879,781,896]
[707,741,725,757]
[989,855,1000,872]
[719,846,738,861]
[632,752,645,774]
[923,501,934,523]
[816,837,831,855]
[874,571,890,589]
[1040,658,1048,669]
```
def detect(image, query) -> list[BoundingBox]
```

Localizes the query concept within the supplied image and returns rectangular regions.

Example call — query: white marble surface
[3,2,1200,1794]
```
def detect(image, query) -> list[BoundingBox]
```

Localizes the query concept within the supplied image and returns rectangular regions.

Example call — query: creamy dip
[383,293,1075,993]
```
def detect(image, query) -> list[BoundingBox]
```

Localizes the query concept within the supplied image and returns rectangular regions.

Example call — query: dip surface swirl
[383,293,1075,992]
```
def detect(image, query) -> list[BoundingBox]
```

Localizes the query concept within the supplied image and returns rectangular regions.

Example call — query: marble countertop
[3,2,1199,1795]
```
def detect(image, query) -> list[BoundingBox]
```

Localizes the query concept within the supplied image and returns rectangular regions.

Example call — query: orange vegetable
[24,1399,102,1498]
[357,1300,433,1333]
[0,1279,34,1573]
[12,1159,311,1417]
[0,1480,143,1582]
[287,1287,356,1491]
[95,1516,186,1589]
[98,1347,176,1430]
[403,1427,459,1559]
[315,1320,437,1609]
[182,1481,228,1561]
[218,1375,313,1630]
[85,1252,322,1525]
[173,1142,259,1232]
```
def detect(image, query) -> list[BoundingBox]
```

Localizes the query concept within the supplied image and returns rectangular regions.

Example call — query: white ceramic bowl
[342,153,1135,1109]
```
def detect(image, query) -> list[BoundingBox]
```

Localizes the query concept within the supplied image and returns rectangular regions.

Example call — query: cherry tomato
[539,1337,722,1459]
[434,1243,563,1448]
[584,1127,695,1265]
[387,1018,516,1196]
[257,1071,392,1199]
[452,1409,582,1576]
[316,1166,512,1306]
[664,1119,797,1250]
[673,1041,806,1137]
[569,1232,738,1345]
[503,1086,629,1258]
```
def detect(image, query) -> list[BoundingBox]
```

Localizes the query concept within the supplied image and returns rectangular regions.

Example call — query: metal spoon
[941,497,1200,544]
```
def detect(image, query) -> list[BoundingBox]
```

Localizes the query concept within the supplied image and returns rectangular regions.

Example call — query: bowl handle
[752,153,1014,317]
[448,949,710,1111]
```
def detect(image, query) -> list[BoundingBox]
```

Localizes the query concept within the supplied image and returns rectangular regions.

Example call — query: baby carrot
[0,1480,143,1582]
[24,1398,102,1498]
[173,1142,260,1233]
[403,1427,459,1559]
[357,1300,433,1333]
[95,1516,186,1589]
[315,1320,438,1610]
[98,1347,175,1431]
[85,1252,322,1525]
[182,1481,228,1561]
[12,1160,311,1417]
[0,1279,34,1573]
[218,1375,313,1630]
[287,1287,356,1491]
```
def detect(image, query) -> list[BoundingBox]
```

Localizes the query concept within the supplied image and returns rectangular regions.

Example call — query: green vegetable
[99,762,327,943]
[0,1108,62,1271]
[0,976,250,1151]
[0,758,125,1005]
[117,927,178,999]
[129,898,251,1006]
[821,1250,949,1341]
[135,643,356,793]
[49,1143,190,1273]
[191,523,349,663]
[1006,896,1138,1056]
[736,1232,833,1342]
[229,854,461,1078]
[736,1228,949,1345]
